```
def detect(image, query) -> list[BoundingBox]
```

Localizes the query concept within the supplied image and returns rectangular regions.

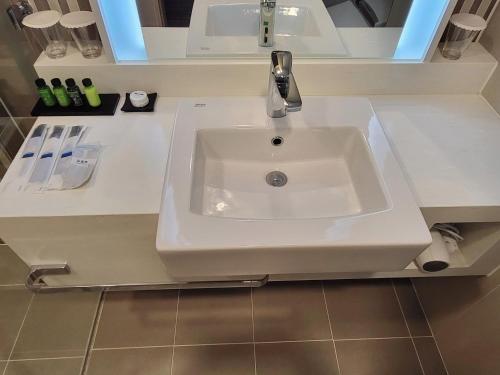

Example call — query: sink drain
[266,171,288,187]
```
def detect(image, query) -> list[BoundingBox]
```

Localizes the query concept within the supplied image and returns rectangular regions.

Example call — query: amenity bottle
[82,78,101,107]
[65,78,84,107]
[51,78,71,107]
[35,78,57,107]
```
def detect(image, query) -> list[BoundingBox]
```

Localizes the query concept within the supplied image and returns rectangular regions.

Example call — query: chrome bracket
[25,264,269,293]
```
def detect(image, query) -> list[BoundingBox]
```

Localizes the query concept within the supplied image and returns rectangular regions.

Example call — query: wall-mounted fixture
[6,0,33,30]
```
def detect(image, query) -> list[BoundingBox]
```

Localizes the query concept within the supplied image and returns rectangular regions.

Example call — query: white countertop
[1,95,500,221]
[370,95,500,223]
[0,97,177,217]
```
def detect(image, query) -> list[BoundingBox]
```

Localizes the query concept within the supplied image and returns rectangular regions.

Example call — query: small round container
[130,91,149,108]
[60,11,102,59]
[22,10,66,59]
[441,13,487,60]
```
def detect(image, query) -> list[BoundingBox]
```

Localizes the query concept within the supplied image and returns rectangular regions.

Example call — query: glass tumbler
[60,11,102,59]
[441,13,487,60]
[22,10,66,59]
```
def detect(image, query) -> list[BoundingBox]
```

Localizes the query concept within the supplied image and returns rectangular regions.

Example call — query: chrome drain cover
[266,171,288,187]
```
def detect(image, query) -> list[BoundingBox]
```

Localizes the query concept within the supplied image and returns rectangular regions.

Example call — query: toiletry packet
[58,144,101,190]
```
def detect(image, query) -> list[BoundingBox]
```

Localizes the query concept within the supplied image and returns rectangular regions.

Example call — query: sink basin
[157,97,431,279]
[187,0,347,57]
[205,4,320,37]
[191,128,388,220]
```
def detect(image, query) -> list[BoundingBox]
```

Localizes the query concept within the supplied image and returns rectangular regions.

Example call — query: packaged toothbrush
[25,125,67,192]
[18,124,48,178]
[46,126,87,190]
[2,124,49,192]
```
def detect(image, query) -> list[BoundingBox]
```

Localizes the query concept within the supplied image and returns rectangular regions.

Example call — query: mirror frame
[90,0,457,63]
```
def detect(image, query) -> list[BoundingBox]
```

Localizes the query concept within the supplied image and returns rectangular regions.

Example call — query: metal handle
[25,264,269,293]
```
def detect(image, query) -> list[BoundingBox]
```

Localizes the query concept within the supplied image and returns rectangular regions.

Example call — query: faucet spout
[267,51,302,118]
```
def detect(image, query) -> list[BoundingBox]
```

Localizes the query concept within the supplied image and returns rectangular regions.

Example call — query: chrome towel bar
[25,264,269,293]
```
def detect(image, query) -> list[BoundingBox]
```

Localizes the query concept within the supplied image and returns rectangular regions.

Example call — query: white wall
[482,7,500,113]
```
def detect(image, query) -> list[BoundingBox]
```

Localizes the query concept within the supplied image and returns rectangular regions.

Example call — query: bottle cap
[35,78,47,88]
[82,78,93,87]
[51,78,62,87]
[65,78,76,87]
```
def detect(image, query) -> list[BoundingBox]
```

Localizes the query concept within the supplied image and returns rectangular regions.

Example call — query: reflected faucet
[266,50,302,118]
[259,0,276,47]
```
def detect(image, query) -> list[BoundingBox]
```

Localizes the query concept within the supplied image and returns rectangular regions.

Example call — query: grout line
[8,356,84,362]
[250,288,257,375]
[170,289,180,375]
[92,339,336,351]
[411,281,450,375]
[0,284,25,288]
[2,293,34,375]
[321,282,341,375]
[392,281,425,375]
[80,291,106,375]
[335,336,413,342]
[89,335,434,352]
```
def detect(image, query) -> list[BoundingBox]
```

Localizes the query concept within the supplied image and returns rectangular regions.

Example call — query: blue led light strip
[97,0,147,61]
[394,0,451,60]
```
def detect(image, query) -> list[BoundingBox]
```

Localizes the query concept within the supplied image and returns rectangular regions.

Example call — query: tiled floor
[0,245,448,375]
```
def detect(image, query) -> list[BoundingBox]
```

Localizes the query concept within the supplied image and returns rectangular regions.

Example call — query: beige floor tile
[4,357,83,375]
[11,291,100,359]
[414,337,447,375]
[0,247,28,286]
[94,291,178,348]
[253,282,331,342]
[393,279,431,336]
[256,341,339,375]
[324,280,408,339]
[175,288,252,345]
[0,361,6,373]
[336,338,422,375]
[87,347,172,375]
[0,288,32,360]
[173,344,254,375]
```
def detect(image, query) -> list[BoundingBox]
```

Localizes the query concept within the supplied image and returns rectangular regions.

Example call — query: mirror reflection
[136,0,414,59]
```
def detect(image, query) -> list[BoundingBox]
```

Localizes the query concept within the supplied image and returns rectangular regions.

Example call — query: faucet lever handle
[271,50,293,80]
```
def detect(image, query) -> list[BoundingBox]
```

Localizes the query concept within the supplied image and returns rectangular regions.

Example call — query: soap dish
[121,93,157,112]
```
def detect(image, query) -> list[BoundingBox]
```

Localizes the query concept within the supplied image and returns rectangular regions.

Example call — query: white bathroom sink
[191,127,388,220]
[187,0,347,57]
[157,97,431,279]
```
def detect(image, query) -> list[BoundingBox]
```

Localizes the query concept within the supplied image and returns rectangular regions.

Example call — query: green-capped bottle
[82,78,101,108]
[35,78,56,107]
[51,78,71,107]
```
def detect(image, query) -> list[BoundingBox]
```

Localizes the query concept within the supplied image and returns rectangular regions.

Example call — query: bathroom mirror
[95,0,452,61]
[138,0,414,59]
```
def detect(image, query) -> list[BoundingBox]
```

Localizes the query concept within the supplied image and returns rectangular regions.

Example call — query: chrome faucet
[259,0,276,47]
[266,50,302,118]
